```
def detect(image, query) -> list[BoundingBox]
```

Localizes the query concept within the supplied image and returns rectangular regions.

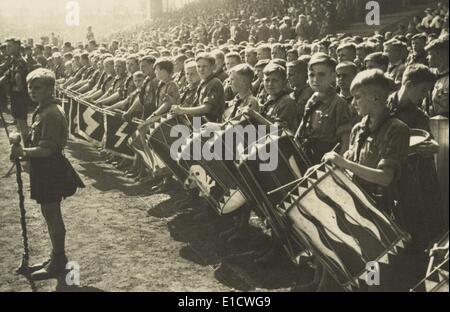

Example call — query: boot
[31,253,68,281]
[27,257,52,274]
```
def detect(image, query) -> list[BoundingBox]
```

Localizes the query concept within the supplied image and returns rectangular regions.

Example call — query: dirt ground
[0,112,313,292]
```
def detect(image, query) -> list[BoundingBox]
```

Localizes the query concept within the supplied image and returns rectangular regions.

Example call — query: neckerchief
[156,80,167,107]
[355,110,391,162]
[196,74,215,103]
[296,93,324,141]
[180,81,200,105]
[260,90,290,116]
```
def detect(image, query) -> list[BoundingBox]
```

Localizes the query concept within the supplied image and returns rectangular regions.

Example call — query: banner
[104,111,139,158]
[69,97,79,138]
[77,99,105,143]
[57,87,140,158]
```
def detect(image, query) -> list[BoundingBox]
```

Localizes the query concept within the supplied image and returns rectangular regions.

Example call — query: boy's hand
[322,151,348,169]
[170,105,183,115]
[415,140,439,156]
[10,144,24,161]
[202,122,221,132]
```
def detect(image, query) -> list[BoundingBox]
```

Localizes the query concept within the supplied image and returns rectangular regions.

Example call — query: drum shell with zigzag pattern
[280,164,410,291]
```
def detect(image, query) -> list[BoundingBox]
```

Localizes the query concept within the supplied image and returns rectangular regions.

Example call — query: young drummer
[295,53,352,164]
[169,53,225,122]
[387,64,442,285]
[321,69,410,291]
[9,68,84,280]
[258,63,298,133]
[138,57,180,190]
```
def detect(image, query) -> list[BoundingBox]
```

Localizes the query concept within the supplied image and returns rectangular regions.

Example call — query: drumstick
[267,143,341,196]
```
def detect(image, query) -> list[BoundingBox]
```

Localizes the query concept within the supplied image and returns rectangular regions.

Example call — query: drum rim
[409,128,431,147]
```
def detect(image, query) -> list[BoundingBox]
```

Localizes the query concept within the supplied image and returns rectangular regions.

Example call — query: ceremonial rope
[14,155,37,292]
[0,108,37,291]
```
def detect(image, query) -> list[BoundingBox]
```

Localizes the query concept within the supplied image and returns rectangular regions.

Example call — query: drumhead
[409,128,430,148]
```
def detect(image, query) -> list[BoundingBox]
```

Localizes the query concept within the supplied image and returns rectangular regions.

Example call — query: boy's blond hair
[26,68,56,89]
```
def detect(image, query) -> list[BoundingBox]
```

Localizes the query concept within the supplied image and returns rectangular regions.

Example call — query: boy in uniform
[321,69,410,291]
[425,37,449,117]
[286,59,314,124]
[387,64,442,286]
[10,68,84,280]
[336,61,360,125]
[295,53,352,164]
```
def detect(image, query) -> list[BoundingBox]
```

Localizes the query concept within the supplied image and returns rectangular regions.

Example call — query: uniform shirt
[25,55,38,72]
[299,88,352,145]
[30,101,68,153]
[180,80,200,108]
[197,75,225,122]
[406,51,428,66]
[344,111,410,213]
[139,74,159,118]
[173,70,187,90]
[269,24,280,40]
[387,92,430,131]
[223,91,259,121]
[101,74,115,94]
[7,55,28,94]
[119,75,137,100]
[106,75,126,97]
[256,25,270,43]
[260,91,298,133]
[291,84,314,122]
[93,71,107,91]
[53,63,66,80]
[82,66,96,80]
[223,77,236,102]
[214,68,228,83]
[387,61,406,86]
[36,55,48,68]
[387,91,443,239]
[155,79,180,111]
[430,69,449,117]
[73,65,88,82]
[341,93,361,126]
[87,69,101,90]
[279,23,295,42]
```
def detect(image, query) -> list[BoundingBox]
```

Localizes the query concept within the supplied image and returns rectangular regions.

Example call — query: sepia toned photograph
[0,0,448,295]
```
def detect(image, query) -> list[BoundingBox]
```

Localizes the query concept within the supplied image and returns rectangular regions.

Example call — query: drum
[280,164,410,291]
[235,130,312,258]
[179,112,275,215]
[411,232,449,292]
[147,113,192,183]
[409,128,431,155]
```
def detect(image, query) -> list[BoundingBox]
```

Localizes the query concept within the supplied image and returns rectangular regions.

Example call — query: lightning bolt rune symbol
[83,107,99,136]
[114,122,129,148]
